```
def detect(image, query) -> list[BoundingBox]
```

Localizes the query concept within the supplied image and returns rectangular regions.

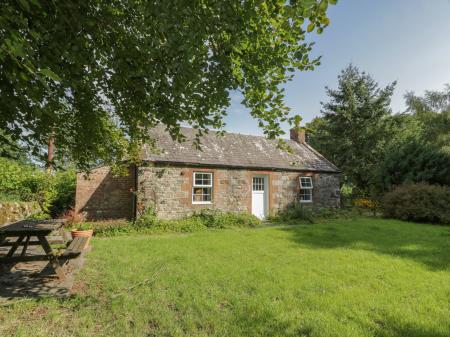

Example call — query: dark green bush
[381,183,450,225]
[49,169,76,217]
[269,202,356,224]
[191,209,262,228]
[269,203,315,223]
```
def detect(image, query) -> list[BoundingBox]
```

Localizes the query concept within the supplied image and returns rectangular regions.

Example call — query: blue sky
[224,0,450,136]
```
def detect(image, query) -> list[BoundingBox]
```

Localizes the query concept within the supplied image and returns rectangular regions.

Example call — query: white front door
[252,176,267,219]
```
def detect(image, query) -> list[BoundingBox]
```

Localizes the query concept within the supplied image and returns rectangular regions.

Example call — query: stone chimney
[290,128,306,144]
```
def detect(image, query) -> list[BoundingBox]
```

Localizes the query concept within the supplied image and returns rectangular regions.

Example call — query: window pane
[194,172,212,186]
[300,177,313,188]
[300,189,312,201]
[193,187,212,202]
[253,177,264,191]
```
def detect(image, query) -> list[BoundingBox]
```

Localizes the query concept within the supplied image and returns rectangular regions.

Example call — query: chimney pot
[290,128,306,144]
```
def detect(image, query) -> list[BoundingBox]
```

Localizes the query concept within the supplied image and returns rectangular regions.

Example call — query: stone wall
[138,163,340,219]
[0,202,41,226]
[75,166,135,220]
[74,163,340,220]
[313,173,341,208]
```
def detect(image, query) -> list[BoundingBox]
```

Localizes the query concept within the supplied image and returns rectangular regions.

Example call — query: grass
[1,217,449,337]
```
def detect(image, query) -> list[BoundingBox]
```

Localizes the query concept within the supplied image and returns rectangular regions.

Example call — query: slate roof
[142,126,339,173]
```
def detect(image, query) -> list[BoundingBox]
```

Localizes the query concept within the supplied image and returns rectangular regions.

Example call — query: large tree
[0,129,26,161]
[376,85,450,189]
[0,0,336,170]
[404,84,450,152]
[307,65,396,191]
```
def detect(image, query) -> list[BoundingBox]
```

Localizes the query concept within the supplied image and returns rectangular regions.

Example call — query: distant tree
[405,84,450,114]
[0,0,337,170]
[307,65,396,191]
[375,85,450,189]
[404,85,450,152]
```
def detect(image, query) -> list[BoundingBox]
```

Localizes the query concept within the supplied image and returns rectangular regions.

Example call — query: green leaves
[0,0,336,170]
[319,0,329,11]
[307,22,316,32]
[39,69,61,82]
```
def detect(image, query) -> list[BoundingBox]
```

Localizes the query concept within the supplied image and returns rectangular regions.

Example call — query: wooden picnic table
[0,219,68,279]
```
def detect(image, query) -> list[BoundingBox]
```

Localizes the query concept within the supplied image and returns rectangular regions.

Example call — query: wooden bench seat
[62,237,89,259]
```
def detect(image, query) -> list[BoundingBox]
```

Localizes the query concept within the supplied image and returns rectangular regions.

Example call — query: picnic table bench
[0,219,88,280]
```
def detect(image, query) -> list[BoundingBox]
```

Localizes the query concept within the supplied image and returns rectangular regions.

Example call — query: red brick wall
[75,166,135,220]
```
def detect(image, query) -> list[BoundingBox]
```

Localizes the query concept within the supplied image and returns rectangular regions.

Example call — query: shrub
[26,211,52,220]
[134,206,158,228]
[49,169,76,217]
[192,209,262,228]
[270,202,315,223]
[353,198,380,216]
[0,158,76,217]
[152,217,206,233]
[21,171,57,213]
[269,202,357,224]
[0,157,36,201]
[93,208,262,237]
[381,183,450,224]
[84,220,134,237]
[353,198,379,209]
[0,192,21,202]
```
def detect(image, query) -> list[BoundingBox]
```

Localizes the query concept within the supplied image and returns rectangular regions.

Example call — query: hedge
[381,183,450,225]
[0,157,76,217]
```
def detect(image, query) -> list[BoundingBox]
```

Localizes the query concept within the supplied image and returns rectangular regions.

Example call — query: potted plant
[70,223,94,248]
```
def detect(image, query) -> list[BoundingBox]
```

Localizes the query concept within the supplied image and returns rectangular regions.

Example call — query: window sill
[192,201,213,205]
[299,200,313,203]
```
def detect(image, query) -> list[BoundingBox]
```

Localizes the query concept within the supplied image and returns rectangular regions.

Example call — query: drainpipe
[132,164,138,220]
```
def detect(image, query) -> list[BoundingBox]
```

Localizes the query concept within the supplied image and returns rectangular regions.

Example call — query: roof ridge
[179,126,296,142]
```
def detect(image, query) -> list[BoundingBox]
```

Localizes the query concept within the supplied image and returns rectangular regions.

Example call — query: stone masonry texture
[75,164,340,220]
[137,163,340,220]
[75,126,341,220]
[0,202,41,226]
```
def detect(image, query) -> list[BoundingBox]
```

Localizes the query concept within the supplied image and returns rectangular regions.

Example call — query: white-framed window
[299,176,313,203]
[192,172,213,204]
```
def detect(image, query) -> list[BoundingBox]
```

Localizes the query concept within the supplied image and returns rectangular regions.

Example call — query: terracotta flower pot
[70,229,94,249]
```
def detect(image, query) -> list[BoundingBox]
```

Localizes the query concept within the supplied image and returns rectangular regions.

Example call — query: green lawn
[1,218,449,337]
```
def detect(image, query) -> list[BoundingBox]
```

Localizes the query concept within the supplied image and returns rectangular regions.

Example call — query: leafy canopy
[376,85,450,189]
[404,85,450,152]
[0,0,336,170]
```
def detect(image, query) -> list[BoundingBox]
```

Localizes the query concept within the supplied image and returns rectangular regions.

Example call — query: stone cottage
[75,126,340,220]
